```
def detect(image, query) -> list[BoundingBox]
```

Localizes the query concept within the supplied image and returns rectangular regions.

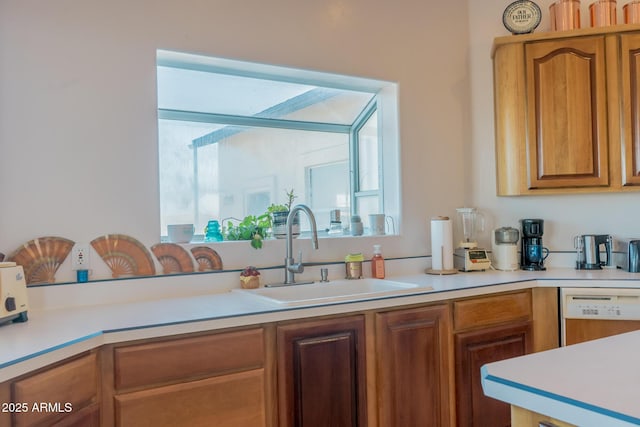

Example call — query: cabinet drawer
[12,352,98,427]
[453,291,531,331]
[115,369,266,427]
[114,328,264,390]
[51,403,100,427]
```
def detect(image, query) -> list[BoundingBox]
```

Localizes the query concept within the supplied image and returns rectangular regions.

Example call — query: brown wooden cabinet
[1,351,100,427]
[565,318,640,345]
[453,291,534,427]
[375,304,451,427]
[455,321,532,427]
[524,36,609,190]
[276,315,367,427]
[104,327,269,427]
[493,26,640,195]
[511,405,576,427]
[620,32,640,186]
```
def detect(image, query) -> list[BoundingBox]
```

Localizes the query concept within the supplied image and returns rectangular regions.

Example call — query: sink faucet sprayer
[284,204,319,285]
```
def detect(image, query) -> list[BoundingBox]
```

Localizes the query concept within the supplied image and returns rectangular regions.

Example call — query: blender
[492,227,519,271]
[453,208,491,271]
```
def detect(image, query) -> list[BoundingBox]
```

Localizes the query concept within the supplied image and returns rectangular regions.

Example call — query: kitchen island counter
[482,330,640,426]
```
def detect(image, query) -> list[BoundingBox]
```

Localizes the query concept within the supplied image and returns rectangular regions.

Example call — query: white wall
[0,0,470,282]
[469,0,640,257]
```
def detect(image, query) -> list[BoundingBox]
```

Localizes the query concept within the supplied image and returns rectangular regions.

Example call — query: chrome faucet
[284,204,319,285]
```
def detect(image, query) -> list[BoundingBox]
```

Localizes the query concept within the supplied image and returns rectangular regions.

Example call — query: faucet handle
[297,251,305,273]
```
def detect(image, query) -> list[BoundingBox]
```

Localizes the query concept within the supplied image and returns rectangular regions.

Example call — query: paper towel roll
[431,216,453,271]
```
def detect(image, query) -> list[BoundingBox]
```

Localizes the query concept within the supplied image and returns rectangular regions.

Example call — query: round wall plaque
[502,0,541,34]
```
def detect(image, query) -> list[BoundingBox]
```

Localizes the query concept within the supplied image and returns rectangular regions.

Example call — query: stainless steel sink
[233,278,429,306]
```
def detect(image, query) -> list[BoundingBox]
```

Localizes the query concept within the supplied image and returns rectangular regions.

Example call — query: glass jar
[345,253,364,279]
[204,220,223,242]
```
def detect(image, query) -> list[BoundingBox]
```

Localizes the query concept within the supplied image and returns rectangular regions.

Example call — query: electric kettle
[574,234,613,270]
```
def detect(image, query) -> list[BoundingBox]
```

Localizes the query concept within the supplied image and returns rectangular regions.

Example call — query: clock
[502,0,541,34]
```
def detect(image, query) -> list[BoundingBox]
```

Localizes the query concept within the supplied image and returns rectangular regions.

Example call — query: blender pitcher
[456,208,485,248]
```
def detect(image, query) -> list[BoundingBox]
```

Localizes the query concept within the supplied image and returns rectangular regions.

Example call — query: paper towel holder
[425,245,459,275]
[426,216,458,276]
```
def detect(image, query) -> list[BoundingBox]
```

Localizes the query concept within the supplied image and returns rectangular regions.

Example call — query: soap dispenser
[371,245,385,279]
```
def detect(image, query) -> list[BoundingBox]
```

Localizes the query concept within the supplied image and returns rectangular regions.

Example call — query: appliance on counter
[0,262,28,325]
[520,219,549,271]
[561,287,640,346]
[574,234,613,270]
[618,239,640,273]
[491,227,519,271]
[453,207,491,272]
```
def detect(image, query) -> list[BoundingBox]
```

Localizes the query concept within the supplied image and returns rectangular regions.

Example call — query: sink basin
[234,278,429,306]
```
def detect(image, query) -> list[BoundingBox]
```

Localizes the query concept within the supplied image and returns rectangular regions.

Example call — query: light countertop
[1,266,640,382]
[482,330,640,426]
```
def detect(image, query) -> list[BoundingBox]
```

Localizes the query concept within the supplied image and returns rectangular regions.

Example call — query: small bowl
[240,275,261,289]
[167,224,194,243]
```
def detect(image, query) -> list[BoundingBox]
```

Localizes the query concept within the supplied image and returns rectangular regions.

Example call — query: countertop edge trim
[482,368,640,426]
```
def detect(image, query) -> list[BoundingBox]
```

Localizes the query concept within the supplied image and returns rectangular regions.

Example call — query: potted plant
[224,214,271,249]
[268,189,299,239]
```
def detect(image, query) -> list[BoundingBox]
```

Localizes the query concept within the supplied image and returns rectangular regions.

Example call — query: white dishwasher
[561,287,640,346]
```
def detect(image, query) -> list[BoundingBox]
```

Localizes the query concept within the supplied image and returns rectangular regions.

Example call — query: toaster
[619,240,640,273]
[0,262,29,324]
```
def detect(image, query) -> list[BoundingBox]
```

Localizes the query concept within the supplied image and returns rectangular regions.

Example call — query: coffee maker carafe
[520,219,549,271]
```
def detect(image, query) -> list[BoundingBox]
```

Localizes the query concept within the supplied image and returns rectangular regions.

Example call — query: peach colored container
[550,0,582,30]
[624,1,640,23]
[590,0,617,26]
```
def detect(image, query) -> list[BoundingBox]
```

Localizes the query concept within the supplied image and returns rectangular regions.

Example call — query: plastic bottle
[371,244,385,279]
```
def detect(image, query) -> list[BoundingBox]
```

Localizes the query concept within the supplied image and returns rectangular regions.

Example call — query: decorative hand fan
[7,236,75,285]
[190,246,223,272]
[90,234,156,278]
[151,243,194,274]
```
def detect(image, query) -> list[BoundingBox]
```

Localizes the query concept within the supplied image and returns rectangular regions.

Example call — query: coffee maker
[520,219,549,271]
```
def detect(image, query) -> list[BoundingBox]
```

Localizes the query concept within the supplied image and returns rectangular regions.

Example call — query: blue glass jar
[204,220,223,242]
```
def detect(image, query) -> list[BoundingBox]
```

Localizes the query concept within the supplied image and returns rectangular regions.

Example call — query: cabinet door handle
[539,422,560,427]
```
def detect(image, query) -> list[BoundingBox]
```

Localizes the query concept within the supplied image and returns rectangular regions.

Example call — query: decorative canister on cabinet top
[624,0,640,23]
[590,0,617,26]
[550,0,581,30]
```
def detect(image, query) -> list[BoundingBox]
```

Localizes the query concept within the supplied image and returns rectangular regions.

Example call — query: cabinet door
[455,321,532,427]
[620,33,640,186]
[524,37,609,189]
[12,352,98,427]
[376,305,451,427]
[277,315,367,427]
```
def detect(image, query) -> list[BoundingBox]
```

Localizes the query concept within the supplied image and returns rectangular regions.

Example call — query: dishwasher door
[561,287,640,345]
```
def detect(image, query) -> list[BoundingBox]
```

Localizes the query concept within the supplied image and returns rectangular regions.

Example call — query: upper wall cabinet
[492,26,640,195]
[620,32,640,186]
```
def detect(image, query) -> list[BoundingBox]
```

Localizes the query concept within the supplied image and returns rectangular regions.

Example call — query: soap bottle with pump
[371,244,385,279]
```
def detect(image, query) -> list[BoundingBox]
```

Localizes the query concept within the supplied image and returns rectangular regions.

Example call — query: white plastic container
[167,224,194,243]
